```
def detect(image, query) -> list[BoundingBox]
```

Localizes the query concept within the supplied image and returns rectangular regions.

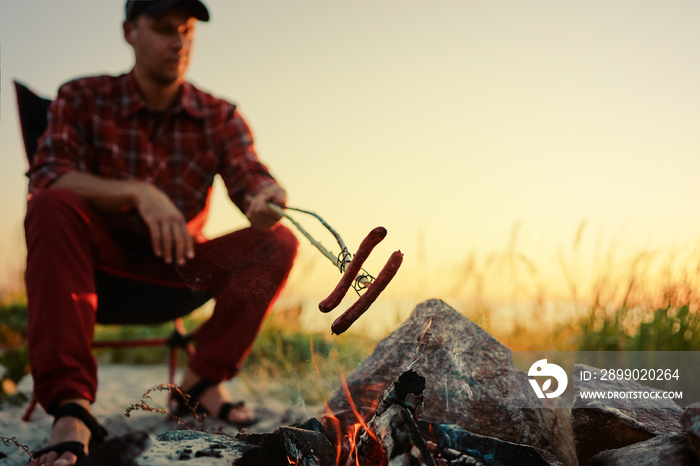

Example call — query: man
[25,0,298,464]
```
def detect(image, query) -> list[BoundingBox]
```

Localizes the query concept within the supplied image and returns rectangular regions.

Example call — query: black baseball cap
[125,0,210,22]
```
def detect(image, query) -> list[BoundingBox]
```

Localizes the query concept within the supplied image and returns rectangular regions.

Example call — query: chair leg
[166,317,196,387]
[22,318,194,421]
[166,317,195,401]
[22,395,39,422]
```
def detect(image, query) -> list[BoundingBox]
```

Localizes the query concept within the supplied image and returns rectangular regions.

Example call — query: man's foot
[33,399,92,466]
[176,368,256,426]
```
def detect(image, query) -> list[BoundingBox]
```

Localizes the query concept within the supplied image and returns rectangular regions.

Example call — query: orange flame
[310,338,344,465]
[340,371,379,464]
[308,337,382,465]
[340,372,377,443]
[348,422,362,465]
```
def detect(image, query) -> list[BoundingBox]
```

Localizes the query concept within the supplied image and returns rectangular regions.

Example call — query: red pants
[25,189,298,413]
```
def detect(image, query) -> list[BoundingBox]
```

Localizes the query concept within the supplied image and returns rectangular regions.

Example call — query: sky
[1,1,700,328]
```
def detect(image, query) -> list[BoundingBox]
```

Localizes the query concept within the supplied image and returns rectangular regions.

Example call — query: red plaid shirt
[27,71,278,238]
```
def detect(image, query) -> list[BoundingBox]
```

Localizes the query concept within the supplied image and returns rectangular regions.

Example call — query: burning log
[349,370,435,466]
[302,410,360,464]
[279,426,336,466]
[235,431,288,466]
[367,404,435,466]
[374,370,425,419]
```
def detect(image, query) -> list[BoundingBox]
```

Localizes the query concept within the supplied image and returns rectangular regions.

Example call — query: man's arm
[51,172,195,265]
[218,107,288,230]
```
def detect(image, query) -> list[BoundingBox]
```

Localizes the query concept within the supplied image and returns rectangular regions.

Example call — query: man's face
[125,9,197,86]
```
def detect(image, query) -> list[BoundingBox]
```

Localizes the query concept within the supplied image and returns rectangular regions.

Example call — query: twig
[123,384,236,438]
[1,436,39,465]
[124,384,203,432]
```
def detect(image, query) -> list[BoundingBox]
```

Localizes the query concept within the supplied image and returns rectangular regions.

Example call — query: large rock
[571,364,683,465]
[681,402,700,460]
[327,299,576,465]
[587,433,700,466]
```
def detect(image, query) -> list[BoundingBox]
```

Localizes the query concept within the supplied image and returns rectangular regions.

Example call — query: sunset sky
[2,0,700,329]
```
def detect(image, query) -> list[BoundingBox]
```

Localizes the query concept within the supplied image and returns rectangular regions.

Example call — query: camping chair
[14,80,196,421]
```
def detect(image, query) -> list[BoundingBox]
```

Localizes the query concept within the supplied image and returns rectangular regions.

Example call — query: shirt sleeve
[218,107,279,212]
[26,82,90,193]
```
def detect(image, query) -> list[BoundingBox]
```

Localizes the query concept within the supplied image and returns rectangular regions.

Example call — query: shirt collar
[179,82,205,119]
[119,70,205,119]
[118,71,146,118]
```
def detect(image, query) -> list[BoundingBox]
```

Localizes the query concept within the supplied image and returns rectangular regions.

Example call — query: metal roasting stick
[268,202,403,334]
[268,203,374,292]
[268,203,349,270]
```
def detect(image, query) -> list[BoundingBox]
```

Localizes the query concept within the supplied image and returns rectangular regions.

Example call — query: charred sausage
[318,226,387,313]
[331,250,403,334]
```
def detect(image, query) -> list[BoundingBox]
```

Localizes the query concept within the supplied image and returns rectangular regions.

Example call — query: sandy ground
[0,364,325,465]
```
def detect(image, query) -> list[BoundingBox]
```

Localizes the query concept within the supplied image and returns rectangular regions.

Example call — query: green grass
[241,305,377,405]
[0,300,30,405]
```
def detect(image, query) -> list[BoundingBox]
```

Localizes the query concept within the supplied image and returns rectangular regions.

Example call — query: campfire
[236,370,426,466]
[238,371,425,465]
[234,368,561,466]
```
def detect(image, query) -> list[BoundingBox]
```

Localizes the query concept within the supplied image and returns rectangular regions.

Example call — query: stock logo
[528,359,568,399]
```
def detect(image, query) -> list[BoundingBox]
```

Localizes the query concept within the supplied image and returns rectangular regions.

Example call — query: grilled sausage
[318,226,387,313]
[331,250,403,334]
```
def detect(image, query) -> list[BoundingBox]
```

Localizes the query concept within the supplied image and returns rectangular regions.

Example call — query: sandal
[173,379,258,428]
[32,403,108,460]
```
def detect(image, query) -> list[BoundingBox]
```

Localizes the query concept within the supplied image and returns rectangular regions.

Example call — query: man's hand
[134,183,195,265]
[245,185,287,230]
[51,172,195,265]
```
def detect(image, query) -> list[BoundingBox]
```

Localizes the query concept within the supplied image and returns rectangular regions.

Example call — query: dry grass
[0,436,39,465]
[448,220,700,351]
